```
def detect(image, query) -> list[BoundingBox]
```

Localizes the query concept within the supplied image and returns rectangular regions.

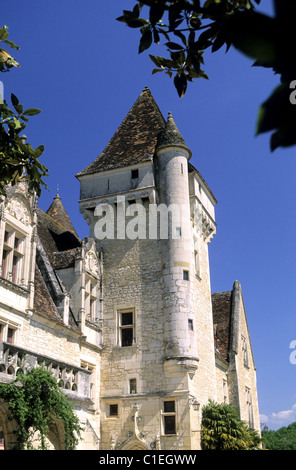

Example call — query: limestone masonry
[0,88,260,450]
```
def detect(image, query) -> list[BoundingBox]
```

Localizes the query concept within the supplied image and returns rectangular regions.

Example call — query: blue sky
[2,1,296,431]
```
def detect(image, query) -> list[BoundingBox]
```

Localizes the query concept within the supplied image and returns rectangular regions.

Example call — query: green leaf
[15,103,23,115]
[170,50,184,63]
[139,29,153,53]
[0,27,9,41]
[23,108,42,116]
[173,30,187,47]
[223,11,277,68]
[149,54,162,67]
[3,39,20,50]
[128,18,148,28]
[122,9,138,19]
[132,3,141,18]
[197,69,209,79]
[165,41,184,51]
[152,68,164,74]
[153,28,160,44]
[174,73,187,98]
[256,82,296,151]
[149,4,165,26]
[34,144,45,157]
[256,84,289,134]
[116,15,128,23]
[13,116,21,129]
[11,93,19,107]
[149,54,178,69]
[211,31,226,53]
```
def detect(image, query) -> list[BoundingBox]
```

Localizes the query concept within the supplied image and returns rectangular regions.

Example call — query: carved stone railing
[0,341,92,400]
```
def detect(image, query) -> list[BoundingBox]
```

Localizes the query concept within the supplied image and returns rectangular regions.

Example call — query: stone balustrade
[0,340,92,400]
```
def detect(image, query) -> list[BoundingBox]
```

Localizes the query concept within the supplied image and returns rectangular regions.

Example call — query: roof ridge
[76,87,166,177]
[212,290,232,295]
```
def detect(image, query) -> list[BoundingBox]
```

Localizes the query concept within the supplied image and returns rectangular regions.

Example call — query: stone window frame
[241,334,249,368]
[129,378,137,394]
[117,307,136,348]
[188,319,194,331]
[0,315,21,345]
[161,400,177,436]
[1,222,28,286]
[245,386,254,429]
[80,359,96,404]
[124,372,140,395]
[85,274,97,322]
[193,236,201,279]
[183,270,189,281]
[106,402,120,419]
[223,378,228,403]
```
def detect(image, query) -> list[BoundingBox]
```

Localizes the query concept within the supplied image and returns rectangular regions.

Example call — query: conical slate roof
[46,193,78,237]
[76,87,166,176]
[156,111,191,158]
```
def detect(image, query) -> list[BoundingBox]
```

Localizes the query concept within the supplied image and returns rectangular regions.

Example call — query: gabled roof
[212,281,256,368]
[33,196,81,329]
[212,290,232,362]
[33,265,65,325]
[76,87,166,176]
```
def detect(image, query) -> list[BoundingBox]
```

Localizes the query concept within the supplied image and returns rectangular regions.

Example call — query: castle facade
[0,88,260,450]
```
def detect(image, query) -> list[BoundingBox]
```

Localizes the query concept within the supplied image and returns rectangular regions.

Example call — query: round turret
[156,113,198,369]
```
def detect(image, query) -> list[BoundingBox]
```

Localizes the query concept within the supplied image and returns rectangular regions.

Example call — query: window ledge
[0,276,29,295]
[113,344,137,350]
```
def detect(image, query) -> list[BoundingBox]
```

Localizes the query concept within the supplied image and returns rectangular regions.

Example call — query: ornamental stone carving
[84,239,100,277]
[6,196,31,226]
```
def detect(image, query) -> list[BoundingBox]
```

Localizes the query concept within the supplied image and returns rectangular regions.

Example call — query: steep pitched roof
[33,265,65,325]
[156,111,191,157]
[33,196,81,330]
[212,281,256,368]
[212,290,232,362]
[46,193,78,237]
[76,87,166,176]
[37,205,81,265]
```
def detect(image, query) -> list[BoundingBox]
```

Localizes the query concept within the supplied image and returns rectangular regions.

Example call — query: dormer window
[131,169,139,180]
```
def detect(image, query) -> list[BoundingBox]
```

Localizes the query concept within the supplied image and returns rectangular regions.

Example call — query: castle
[0,87,260,450]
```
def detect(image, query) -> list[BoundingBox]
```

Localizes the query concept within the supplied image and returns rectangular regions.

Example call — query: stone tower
[76,87,218,450]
